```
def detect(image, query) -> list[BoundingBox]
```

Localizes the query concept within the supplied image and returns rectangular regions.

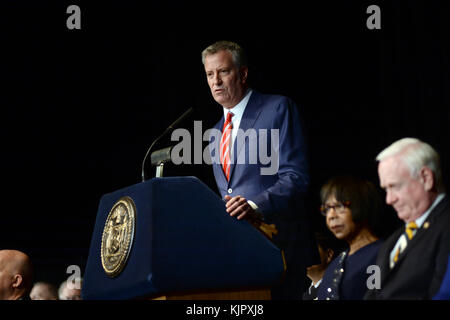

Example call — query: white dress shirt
[222,89,253,155]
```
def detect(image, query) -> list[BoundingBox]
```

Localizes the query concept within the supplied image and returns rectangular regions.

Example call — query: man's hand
[224,195,256,220]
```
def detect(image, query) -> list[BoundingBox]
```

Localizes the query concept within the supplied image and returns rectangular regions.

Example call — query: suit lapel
[393,224,428,267]
[228,91,264,183]
[390,195,449,270]
[381,228,403,282]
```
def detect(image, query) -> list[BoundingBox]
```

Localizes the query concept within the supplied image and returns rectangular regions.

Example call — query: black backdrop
[1,0,449,288]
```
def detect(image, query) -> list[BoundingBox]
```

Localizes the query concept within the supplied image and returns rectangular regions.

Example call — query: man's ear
[12,274,23,289]
[240,66,248,84]
[420,167,435,191]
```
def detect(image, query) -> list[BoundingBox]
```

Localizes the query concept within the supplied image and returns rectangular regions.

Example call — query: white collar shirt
[222,89,253,153]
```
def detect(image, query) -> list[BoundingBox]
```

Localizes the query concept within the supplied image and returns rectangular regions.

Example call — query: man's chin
[213,96,227,105]
[396,210,410,222]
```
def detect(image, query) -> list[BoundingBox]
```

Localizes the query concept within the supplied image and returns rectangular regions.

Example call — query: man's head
[0,249,33,300]
[30,281,58,300]
[376,138,444,223]
[58,278,83,300]
[202,41,249,109]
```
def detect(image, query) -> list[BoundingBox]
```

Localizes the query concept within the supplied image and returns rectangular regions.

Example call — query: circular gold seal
[101,196,136,277]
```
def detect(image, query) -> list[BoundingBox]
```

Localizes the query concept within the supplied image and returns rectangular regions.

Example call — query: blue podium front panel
[82,177,284,300]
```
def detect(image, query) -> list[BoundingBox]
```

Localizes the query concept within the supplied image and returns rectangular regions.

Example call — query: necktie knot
[405,221,418,240]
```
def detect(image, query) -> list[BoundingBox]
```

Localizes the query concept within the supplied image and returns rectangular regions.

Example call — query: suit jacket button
[228,188,233,194]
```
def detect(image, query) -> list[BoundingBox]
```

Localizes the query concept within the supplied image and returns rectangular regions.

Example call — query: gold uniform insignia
[101,196,136,277]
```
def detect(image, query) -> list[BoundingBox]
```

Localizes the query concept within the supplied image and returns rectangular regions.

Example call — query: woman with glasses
[316,176,383,300]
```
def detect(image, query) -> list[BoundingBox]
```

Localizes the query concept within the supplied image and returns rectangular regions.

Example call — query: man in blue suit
[202,41,318,299]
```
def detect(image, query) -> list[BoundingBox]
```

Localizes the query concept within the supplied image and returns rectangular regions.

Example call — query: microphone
[150,146,173,166]
[141,107,194,182]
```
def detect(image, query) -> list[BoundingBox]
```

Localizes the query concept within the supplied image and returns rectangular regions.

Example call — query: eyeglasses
[320,201,351,216]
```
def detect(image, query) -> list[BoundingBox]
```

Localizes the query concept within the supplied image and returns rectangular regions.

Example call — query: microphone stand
[141,128,170,182]
[141,107,194,182]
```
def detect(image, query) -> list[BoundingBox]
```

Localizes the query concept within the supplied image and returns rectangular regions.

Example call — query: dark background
[1,0,449,288]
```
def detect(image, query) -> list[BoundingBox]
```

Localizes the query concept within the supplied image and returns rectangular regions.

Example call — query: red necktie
[220,112,234,181]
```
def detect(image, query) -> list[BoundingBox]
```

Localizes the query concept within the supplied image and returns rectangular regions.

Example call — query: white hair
[58,277,83,300]
[376,137,444,192]
[58,280,67,300]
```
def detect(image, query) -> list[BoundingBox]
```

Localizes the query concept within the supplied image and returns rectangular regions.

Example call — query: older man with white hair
[365,137,450,299]
[58,277,83,300]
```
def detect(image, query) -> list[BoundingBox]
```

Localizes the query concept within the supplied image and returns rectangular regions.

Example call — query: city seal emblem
[101,196,136,277]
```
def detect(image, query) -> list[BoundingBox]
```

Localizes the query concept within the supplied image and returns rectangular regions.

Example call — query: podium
[82,177,285,300]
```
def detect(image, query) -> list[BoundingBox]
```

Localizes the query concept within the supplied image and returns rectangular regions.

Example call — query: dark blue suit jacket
[210,90,318,299]
[433,254,450,300]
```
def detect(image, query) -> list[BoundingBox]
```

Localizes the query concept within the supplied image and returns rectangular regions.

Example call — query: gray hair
[58,277,83,300]
[57,280,67,299]
[31,281,58,299]
[376,137,444,192]
[201,40,247,68]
